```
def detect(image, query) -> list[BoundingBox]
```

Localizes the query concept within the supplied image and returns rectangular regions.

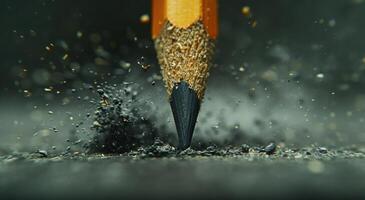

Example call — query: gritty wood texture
[154,20,214,100]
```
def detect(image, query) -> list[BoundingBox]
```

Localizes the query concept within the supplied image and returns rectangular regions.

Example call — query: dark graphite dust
[74,83,365,160]
[85,83,158,153]
[83,83,278,156]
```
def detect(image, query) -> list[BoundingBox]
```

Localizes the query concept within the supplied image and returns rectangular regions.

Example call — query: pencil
[152,0,218,149]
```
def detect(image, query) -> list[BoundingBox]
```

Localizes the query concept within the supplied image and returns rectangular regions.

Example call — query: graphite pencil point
[170,81,200,150]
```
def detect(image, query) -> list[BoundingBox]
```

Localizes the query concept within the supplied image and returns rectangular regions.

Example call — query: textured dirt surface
[1,145,365,200]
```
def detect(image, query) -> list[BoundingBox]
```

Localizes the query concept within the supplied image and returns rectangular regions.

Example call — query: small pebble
[263,143,276,155]
[37,150,48,157]
[318,147,328,154]
[241,144,250,153]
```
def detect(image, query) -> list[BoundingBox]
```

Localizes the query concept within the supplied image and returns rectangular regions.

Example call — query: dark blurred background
[1,0,365,152]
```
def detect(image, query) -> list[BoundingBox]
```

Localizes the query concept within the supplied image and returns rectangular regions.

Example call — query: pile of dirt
[85,83,159,153]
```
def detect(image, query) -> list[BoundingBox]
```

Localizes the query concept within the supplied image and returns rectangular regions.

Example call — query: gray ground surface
[1,146,365,199]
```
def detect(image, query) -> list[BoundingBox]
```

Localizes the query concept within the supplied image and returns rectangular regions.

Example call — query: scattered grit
[81,83,365,160]
[85,84,158,153]
[1,140,365,161]
[3,84,364,161]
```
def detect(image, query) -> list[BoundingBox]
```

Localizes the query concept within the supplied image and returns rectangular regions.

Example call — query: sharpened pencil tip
[170,81,201,150]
